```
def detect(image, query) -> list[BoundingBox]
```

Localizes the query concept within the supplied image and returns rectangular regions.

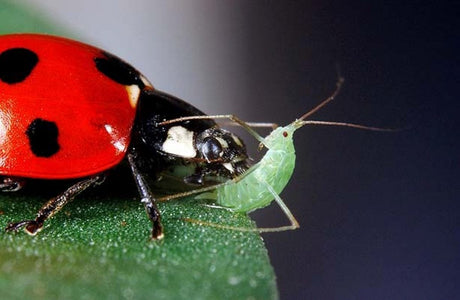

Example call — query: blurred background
[7,0,458,298]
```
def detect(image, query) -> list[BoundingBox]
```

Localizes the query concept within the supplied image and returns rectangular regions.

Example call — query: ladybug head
[195,127,248,174]
[133,90,249,185]
[157,124,249,185]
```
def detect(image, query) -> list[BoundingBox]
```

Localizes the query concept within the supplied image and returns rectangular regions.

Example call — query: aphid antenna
[158,116,276,129]
[159,114,270,145]
[294,76,396,132]
[299,120,396,132]
[298,76,345,121]
[159,76,393,140]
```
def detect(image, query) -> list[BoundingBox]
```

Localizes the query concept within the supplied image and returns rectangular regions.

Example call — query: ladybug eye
[200,137,223,161]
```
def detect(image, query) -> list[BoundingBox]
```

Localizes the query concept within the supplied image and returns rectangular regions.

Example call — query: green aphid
[160,77,391,233]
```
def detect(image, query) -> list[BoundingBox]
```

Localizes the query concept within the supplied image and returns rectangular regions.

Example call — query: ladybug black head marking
[26,118,60,158]
[0,48,38,84]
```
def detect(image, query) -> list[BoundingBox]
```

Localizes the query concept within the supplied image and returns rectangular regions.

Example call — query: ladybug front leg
[5,175,103,235]
[127,150,163,240]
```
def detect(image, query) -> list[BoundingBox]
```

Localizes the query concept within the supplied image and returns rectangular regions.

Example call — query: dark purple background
[240,1,458,299]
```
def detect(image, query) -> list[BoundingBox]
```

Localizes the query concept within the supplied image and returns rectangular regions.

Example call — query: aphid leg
[0,177,25,192]
[256,178,299,232]
[127,150,163,240]
[158,184,219,202]
[217,120,278,130]
[201,203,234,211]
[5,175,104,235]
[183,178,299,233]
[244,122,278,130]
[158,162,260,202]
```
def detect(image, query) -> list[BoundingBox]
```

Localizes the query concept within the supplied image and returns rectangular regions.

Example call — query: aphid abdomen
[217,145,296,213]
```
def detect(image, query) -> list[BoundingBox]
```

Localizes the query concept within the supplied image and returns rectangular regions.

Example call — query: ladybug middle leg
[127,149,163,240]
[5,175,104,235]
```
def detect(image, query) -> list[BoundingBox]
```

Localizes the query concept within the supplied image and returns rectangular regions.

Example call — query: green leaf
[0,192,277,299]
[0,1,278,299]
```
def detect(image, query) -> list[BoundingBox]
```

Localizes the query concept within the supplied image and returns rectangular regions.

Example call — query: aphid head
[263,124,298,150]
[262,77,346,150]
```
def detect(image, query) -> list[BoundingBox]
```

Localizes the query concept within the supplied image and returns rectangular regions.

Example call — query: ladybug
[0,34,249,240]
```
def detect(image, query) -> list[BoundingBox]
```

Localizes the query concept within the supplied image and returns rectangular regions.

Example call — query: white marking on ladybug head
[162,126,196,158]
[125,84,141,108]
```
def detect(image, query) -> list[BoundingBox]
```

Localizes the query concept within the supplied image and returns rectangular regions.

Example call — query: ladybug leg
[0,177,25,192]
[127,150,164,240]
[5,175,103,235]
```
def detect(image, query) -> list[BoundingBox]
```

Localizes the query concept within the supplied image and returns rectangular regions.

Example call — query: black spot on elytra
[94,51,144,88]
[26,118,60,157]
[0,48,38,84]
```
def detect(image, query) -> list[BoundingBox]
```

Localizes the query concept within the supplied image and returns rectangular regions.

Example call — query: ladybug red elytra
[0,34,249,240]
